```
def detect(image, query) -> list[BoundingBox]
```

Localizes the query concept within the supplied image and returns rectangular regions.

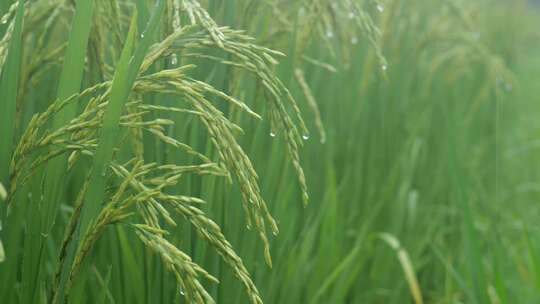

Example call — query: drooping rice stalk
[2,0,316,302]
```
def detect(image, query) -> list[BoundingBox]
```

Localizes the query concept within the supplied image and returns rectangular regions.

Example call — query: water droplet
[302,135,309,140]
[348,12,355,19]
[1,19,7,25]
[270,132,276,137]
[140,33,145,39]
[326,30,334,38]
[171,55,178,65]
[381,64,388,71]
[179,290,185,296]
[377,4,384,13]
[351,37,358,44]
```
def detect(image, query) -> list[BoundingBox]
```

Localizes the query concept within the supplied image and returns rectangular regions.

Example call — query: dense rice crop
[0,0,539,303]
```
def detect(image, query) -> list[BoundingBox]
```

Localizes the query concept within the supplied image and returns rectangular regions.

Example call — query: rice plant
[1,0,538,303]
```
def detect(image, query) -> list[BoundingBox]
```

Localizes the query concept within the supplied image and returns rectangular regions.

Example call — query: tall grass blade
[53,4,166,302]
[0,0,24,185]
[377,233,423,304]
[19,0,95,302]
[78,0,164,241]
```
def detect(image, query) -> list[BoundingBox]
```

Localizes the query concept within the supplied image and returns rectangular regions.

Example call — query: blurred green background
[1,0,540,303]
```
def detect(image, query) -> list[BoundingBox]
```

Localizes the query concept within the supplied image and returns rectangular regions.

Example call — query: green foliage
[0,0,24,184]
[0,0,538,303]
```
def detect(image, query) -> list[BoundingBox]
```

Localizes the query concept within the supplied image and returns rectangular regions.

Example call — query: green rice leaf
[0,0,24,184]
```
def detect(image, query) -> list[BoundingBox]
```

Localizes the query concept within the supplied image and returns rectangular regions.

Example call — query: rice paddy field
[1,0,539,303]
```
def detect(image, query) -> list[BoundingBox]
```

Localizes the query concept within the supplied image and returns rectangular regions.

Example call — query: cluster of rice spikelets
[2,0,314,303]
